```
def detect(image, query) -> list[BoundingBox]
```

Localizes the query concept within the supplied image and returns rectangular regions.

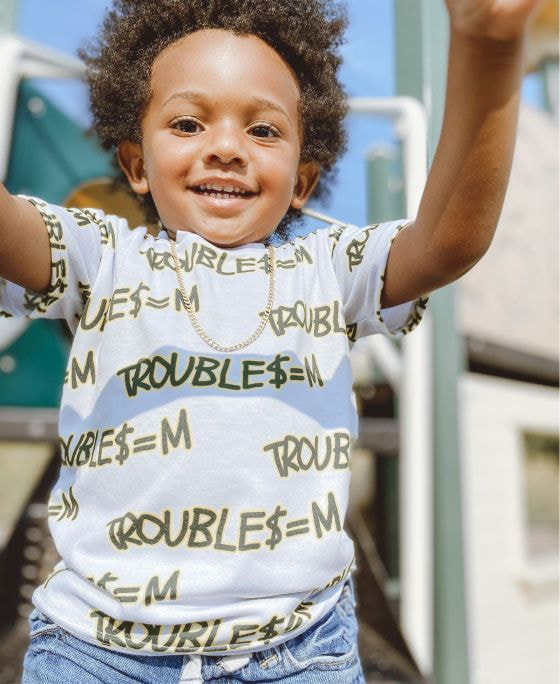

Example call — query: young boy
[0,0,541,682]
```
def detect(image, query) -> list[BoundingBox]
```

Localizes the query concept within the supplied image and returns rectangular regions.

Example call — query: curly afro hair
[79,0,348,242]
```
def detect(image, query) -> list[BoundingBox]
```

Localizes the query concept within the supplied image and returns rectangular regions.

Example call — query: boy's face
[118,29,320,247]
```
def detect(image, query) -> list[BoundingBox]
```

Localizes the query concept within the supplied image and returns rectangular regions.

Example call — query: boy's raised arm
[0,183,51,293]
[380,0,543,309]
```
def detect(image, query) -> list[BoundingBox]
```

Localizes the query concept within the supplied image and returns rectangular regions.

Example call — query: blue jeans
[22,577,365,683]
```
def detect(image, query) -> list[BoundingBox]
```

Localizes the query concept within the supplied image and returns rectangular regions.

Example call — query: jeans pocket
[280,583,359,672]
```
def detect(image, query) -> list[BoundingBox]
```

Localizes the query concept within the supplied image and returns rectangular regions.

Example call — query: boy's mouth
[191,183,258,200]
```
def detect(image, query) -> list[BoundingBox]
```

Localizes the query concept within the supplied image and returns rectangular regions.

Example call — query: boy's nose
[202,125,249,167]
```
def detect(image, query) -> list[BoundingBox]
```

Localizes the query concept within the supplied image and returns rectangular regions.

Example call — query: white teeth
[196,183,250,195]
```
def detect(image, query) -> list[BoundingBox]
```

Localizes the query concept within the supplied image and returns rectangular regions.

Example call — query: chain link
[169,234,275,352]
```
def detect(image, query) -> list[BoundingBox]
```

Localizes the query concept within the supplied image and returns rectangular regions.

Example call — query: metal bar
[300,207,347,227]
[366,142,404,224]
[0,0,18,35]
[0,35,85,182]
[357,417,399,455]
[349,97,427,216]
[467,336,559,386]
[350,96,433,675]
[0,408,59,441]
[395,2,471,682]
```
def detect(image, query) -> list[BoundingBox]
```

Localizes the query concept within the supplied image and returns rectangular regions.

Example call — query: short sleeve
[0,196,117,332]
[328,220,430,340]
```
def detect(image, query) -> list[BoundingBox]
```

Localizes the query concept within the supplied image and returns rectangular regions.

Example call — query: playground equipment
[1,2,557,682]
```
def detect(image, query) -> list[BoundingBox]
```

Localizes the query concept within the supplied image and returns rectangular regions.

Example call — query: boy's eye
[171,118,201,134]
[170,119,279,138]
[249,124,279,139]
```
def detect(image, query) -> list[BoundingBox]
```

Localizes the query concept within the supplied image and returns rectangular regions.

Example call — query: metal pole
[0,0,18,34]
[349,96,432,678]
[395,2,471,683]
[366,142,404,223]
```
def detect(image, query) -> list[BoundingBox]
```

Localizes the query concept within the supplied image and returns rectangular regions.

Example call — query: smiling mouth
[191,183,257,200]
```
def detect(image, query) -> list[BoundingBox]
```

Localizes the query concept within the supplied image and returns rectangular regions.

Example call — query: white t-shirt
[0,196,429,656]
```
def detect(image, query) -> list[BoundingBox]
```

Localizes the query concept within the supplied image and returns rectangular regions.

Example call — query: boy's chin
[173,225,266,248]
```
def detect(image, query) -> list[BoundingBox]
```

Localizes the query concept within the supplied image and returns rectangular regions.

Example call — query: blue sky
[15,0,544,233]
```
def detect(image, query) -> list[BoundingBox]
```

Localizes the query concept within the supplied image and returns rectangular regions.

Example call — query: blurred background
[0,1,557,683]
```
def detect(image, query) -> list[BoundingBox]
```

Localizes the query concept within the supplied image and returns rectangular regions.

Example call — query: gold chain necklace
[168,233,275,352]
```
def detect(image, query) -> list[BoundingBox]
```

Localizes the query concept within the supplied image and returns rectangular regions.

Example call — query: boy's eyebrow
[162,91,291,120]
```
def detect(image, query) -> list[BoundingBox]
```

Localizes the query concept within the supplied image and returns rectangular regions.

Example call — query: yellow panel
[0,442,53,547]
[64,178,158,236]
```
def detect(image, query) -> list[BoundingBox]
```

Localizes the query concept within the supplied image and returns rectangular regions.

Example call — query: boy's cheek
[144,148,190,180]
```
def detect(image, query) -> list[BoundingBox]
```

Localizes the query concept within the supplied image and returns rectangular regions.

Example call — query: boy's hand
[445,0,545,41]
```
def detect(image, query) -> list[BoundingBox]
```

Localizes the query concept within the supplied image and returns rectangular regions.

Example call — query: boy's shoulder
[64,205,149,240]
[284,222,352,248]
[284,222,378,258]
[25,196,151,249]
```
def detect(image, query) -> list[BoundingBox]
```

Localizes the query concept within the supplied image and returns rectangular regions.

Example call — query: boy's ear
[117,141,150,195]
[291,162,321,210]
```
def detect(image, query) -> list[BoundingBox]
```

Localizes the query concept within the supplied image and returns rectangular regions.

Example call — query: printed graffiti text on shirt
[106,491,342,552]
[86,569,180,607]
[263,430,352,477]
[116,352,324,397]
[48,485,79,520]
[345,224,380,272]
[22,198,69,314]
[78,283,200,332]
[64,349,96,388]
[59,408,193,468]
[267,299,346,338]
[89,597,314,653]
[67,208,116,250]
[78,285,351,341]
[139,241,313,275]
